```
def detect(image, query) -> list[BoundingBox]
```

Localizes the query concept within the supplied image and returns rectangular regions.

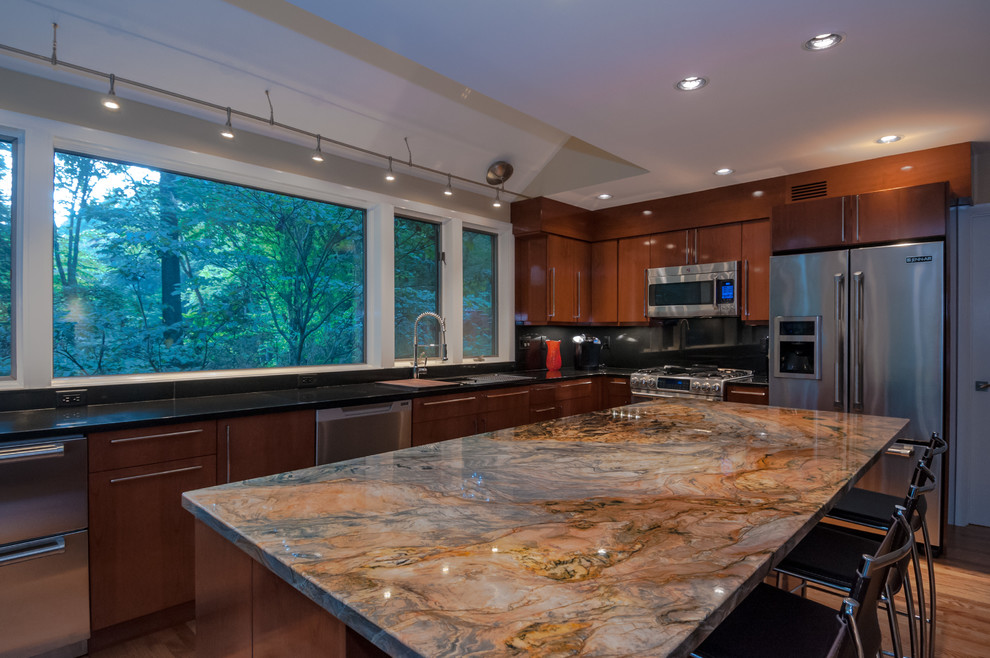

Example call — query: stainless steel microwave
[646,260,740,318]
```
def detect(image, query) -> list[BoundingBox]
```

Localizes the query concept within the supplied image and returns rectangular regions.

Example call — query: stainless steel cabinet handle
[643,270,648,318]
[110,428,203,444]
[852,271,864,408]
[834,273,845,408]
[560,381,592,388]
[886,446,915,458]
[575,271,582,319]
[841,200,846,243]
[693,230,698,264]
[855,195,860,242]
[0,537,66,566]
[729,390,767,397]
[225,425,231,484]
[743,260,750,318]
[532,406,556,413]
[0,443,64,463]
[548,267,556,318]
[110,464,203,484]
[422,396,478,406]
[684,232,690,265]
[486,390,528,399]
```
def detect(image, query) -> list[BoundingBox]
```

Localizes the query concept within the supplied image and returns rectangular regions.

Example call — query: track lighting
[492,187,502,208]
[444,174,453,196]
[311,134,324,162]
[102,74,120,110]
[385,156,395,181]
[220,107,235,140]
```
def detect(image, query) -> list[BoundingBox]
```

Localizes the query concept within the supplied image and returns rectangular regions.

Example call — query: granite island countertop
[182,398,908,657]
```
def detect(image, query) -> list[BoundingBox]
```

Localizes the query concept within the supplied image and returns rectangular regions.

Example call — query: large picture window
[462,228,497,358]
[0,140,12,377]
[394,216,441,359]
[52,152,365,378]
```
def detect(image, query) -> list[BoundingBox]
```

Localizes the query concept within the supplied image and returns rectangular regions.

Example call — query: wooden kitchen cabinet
[771,182,947,253]
[740,219,770,323]
[88,421,218,630]
[480,386,531,432]
[556,378,598,417]
[515,233,591,324]
[650,229,690,267]
[218,410,315,484]
[617,236,652,324]
[724,383,769,405]
[412,390,483,446]
[601,376,631,408]
[529,383,560,422]
[651,224,741,267]
[590,240,618,324]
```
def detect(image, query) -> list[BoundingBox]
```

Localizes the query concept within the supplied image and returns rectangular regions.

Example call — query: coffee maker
[572,334,602,370]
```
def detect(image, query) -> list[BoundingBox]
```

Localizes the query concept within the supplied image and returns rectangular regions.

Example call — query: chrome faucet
[412,311,448,378]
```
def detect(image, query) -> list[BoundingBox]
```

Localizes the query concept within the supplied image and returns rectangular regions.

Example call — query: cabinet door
[617,236,651,324]
[529,383,559,422]
[590,240,618,324]
[694,223,741,264]
[89,454,216,630]
[220,410,315,484]
[89,420,217,472]
[412,391,483,445]
[515,235,548,324]
[650,230,689,267]
[854,182,948,244]
[546,234,574,322]
[569,238,592,323]
[481,386,531,432]
[556,378,597,417]
[740,219,770,323]
[771,196,846,253]
[602,376,631,408]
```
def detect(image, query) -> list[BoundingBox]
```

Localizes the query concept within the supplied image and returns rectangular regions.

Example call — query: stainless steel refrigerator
[769,242,944,547]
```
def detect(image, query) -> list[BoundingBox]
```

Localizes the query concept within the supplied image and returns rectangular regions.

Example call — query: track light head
[385,156,396,182]
[311,135,324,162]
[101,74,120,111]
[220,107,235,140]
[492,187,502,208]
[444,174,453,196]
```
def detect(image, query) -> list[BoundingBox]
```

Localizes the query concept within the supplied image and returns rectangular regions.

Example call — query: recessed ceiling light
[876,135,903,144]
[596,193,613,200]
[900,165,914,171]
[752,190,765,198]
[675,76,708,91]
[803,33,844,51]
[714,168,734,176]
[642,210,653,216]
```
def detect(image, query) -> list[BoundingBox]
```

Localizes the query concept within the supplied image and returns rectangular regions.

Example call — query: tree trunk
[159,172,183,345]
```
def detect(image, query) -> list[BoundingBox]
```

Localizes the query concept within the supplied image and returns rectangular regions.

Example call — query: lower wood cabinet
[412,391,483,446]
[529,383,560,422]
[601,376,631,408]
[218,410,316,483]
[480,387,531,432]
[88,420,218,631]
[556,378,598,417]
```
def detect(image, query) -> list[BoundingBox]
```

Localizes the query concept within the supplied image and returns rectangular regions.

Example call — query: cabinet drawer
[724,384,769,405]
[529,405,560,423]
[483,387,530,413]
[412,416,480,446]
[413,392,483,422]
[89,420,217,472]
[555,379,595,401]
[604,377,631,407]
[529,384,557,406]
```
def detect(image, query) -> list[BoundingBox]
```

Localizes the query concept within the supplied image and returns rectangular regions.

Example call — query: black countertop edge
[0,368,635,444]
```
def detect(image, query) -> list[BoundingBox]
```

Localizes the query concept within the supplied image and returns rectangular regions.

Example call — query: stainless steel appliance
[572,334,602,370]
[0,435,89,657]
[316,400,412,464]
[646,260,739,318]
[769,242,945,546]
[631,365,754,401]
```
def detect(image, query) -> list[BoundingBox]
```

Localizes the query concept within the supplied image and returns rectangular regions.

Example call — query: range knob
[649,378,658,389]
[701,382,711,392]
[712,383,721,393]
[691,381,702,391]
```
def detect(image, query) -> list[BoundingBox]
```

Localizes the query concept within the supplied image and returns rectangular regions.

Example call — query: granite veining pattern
[182,399,908,657]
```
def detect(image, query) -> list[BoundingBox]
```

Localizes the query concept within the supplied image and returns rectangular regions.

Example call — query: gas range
[630,365,754,401]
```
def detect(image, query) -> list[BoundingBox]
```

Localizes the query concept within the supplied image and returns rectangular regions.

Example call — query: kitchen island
[182,398,908,657]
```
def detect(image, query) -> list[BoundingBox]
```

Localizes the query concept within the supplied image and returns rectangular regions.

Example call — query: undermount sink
[438,373,535,385]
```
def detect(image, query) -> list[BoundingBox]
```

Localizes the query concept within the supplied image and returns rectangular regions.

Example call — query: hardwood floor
[87,525,990,657]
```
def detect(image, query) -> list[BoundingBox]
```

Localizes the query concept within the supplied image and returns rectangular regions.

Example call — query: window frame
[393,214,443,361]
[0,108,514,390]
[0,133,17,382]
[462,226,499,359]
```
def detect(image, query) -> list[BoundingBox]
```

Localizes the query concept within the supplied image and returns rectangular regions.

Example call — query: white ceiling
[3,0,990,210]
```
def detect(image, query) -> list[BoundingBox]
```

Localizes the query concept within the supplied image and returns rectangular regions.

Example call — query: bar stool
[690,510,916,658]
[773,462,936,658]
[826,432,945,658]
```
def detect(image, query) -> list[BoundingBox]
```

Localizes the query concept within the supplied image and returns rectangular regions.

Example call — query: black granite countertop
[0,368,635,444]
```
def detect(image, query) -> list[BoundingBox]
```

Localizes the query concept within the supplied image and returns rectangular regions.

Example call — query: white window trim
[0,107,515,390]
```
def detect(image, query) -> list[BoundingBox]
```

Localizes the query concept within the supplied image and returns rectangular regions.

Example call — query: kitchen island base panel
[195,521,382,658]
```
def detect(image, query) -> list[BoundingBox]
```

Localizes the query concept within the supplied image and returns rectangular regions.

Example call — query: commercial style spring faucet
[412,311,448,378]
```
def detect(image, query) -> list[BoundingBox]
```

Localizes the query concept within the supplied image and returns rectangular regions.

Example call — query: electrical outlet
[602,336,611,349]
[297,374,318,388]
[56,389,87,407]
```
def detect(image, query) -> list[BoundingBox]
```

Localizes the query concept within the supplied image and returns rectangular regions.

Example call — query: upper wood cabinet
[515,234,591,325]
[771,182,948,253]
[740,219,770,324]
[616,236,652,324]
[590,240,618,324]
[218,410,316,484]
[650,224,741,267]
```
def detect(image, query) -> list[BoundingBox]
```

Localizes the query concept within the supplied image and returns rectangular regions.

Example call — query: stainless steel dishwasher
[316,399,412,465]
[0,435,90,658]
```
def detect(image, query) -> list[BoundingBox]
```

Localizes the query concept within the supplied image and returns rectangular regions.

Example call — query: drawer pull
[885,446,915,459]
[110,428,204,444]
[609,380,628,386]
[729,390,767,397]
[110,465,203,484]
[0,443,64,463]
[532,406,556,413]
[0,536,66,566]
[422,396,478,407]
[486,391,528,399]
[560,381,592,388]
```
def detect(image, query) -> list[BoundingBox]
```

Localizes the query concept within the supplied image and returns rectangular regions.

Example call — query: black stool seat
[692,583,850,658]
[775,524,881,592]
[829,488,926,532]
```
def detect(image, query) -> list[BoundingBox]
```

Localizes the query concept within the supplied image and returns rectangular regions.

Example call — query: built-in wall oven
[0,435,89,658]
[646,260,740,318]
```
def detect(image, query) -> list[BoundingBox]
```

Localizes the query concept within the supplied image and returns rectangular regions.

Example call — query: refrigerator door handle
[834,273,845,408]
[852,270,864,409]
